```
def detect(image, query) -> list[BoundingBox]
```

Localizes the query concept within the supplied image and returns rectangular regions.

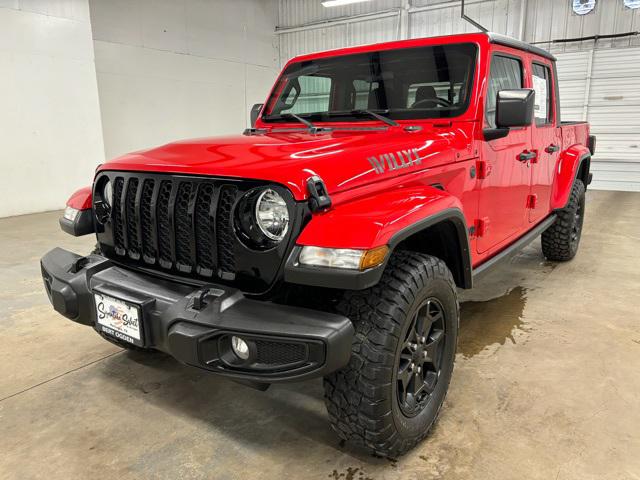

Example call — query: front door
[477,53,533,254]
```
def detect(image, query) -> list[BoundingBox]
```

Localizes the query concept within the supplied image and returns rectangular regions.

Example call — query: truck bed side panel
[550,123,591,209]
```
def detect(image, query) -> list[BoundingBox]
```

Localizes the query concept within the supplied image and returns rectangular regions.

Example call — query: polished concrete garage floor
[1,190,639,480]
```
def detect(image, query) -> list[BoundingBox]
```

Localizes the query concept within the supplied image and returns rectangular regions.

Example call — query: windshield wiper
[282,113,331,134]
[351,109,398,127]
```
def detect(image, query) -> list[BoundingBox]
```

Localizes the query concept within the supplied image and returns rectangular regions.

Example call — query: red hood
[98,125,473,201]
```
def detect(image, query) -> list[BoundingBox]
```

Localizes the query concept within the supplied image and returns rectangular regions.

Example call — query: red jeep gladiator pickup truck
[42,32,594,456]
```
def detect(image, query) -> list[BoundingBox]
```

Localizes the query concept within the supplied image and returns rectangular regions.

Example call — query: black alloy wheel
[397,298,446,417]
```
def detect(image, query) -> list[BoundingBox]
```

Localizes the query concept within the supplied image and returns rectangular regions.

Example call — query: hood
[98,125,473,201]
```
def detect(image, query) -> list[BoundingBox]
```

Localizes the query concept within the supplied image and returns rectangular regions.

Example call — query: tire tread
[542,180,585,261]
[323,251,457,457]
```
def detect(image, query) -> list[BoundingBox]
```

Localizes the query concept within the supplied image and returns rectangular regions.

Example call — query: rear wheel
[542,179,586,261]
[323,251,458,457]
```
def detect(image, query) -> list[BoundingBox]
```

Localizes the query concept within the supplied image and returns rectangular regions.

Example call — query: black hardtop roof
[486,32,556,62]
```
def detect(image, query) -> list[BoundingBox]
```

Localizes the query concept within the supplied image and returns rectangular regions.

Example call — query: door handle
[545,144,560,153]
[518,150,537,162]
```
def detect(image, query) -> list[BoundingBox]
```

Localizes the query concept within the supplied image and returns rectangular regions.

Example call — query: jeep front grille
[104,174,239,278]
[94,171,300,293]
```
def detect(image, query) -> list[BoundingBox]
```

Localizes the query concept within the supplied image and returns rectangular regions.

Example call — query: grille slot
[255,340,307,366]
[104,174,239,278]
[112,177,125,254]
[175,181,194,272]
[217,185,237,276]
[156,180,173,268]
[125,177,140,259]
[140,179,156,262]
[194,183,216,275]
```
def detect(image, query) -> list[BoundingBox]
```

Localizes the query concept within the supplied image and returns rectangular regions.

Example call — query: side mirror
[250,103,263,128]
[483,89,534,141]
[496,89,534,128]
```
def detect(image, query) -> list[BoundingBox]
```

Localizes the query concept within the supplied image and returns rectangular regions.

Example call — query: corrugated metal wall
[410,0,523,39]
[278,14,398,61]
[554,50,591,122]
[278,0,401,27]
[276,0,640,191]
[555,47,640,191]
[525,0,640,52]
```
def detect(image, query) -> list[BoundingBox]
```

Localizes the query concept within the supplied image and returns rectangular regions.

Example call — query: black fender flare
[284,208,473,291]
[575,152,592,188]
[388,208,473,289]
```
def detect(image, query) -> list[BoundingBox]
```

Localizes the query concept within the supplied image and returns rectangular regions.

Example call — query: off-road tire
[542,179,586,261]
[323,251,459,457]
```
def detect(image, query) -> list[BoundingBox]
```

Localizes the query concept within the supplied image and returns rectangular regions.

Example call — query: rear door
[477,52,533,253]
[528,60,561,223]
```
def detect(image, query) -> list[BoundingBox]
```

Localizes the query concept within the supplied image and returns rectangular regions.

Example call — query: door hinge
[472,217,489,238]
[526,194,538,209]
[476,160,491,179]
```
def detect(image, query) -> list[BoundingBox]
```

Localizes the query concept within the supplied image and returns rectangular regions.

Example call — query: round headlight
[255,189,289,241]
[103,179,113,206]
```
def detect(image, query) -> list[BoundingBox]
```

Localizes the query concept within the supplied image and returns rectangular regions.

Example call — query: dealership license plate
[94,292,143,346]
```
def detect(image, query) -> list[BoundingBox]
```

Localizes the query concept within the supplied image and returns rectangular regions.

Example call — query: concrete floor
[1,190,639,480]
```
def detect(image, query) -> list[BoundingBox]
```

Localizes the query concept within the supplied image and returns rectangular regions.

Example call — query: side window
[532,63,552,126]
[486,55,523,128]
[280,75,332,115]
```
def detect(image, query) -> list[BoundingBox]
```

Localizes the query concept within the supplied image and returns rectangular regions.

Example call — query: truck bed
[560,121,590,152]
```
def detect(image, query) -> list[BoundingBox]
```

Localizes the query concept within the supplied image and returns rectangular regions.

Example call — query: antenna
[461,0,488,32]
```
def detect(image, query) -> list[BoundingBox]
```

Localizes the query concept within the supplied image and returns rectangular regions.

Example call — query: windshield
[263,43,477,123]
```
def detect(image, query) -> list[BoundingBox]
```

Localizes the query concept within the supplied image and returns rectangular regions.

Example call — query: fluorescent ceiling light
[322,0,373,7]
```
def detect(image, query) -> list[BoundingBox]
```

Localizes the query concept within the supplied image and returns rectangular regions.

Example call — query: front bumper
[41,248,354,383]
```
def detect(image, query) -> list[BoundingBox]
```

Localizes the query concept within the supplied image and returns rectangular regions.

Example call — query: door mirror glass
[250,103,263,128]
[496,89,534,128]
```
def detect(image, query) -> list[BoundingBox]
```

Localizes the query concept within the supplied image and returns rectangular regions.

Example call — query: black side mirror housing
[250,103,264,128]
[483,89,534,141]
[496,89,534,128]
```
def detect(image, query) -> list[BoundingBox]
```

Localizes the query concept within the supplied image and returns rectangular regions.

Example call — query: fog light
[231,336,250,360]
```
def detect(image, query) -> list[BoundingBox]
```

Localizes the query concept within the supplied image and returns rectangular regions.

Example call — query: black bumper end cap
[167,322,210,366]
[50,283,79,319]
[41,247,111,324]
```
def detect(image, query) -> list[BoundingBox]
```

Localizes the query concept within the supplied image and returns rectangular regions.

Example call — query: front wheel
[323,251,459,457]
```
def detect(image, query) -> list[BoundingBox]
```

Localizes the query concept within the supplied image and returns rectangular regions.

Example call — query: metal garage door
[556,47,640,191]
